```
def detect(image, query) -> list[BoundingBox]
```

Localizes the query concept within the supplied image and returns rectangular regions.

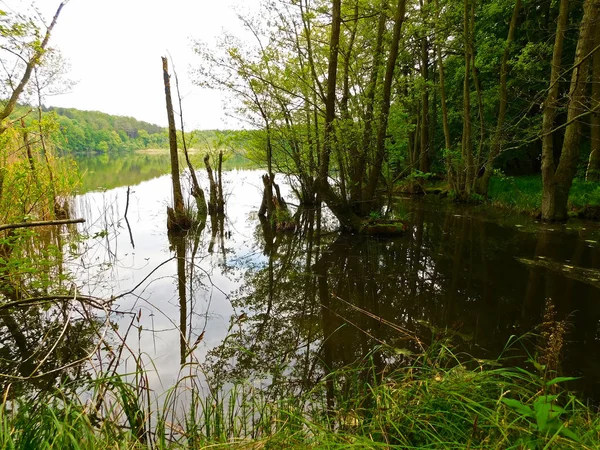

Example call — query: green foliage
[0,113,79,224]
[488,175,600,215]
[1,339,599,449]
[11,105,248,155]
[369,210,382,220]
[502,392,581,447]
[386,104,413,174]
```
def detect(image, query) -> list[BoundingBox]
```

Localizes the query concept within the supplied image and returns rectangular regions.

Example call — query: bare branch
[0,218,85,232]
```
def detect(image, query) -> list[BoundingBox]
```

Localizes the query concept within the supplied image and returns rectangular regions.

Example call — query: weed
[1,336,599,449]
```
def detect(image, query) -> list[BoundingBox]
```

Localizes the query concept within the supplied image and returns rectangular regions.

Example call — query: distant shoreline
[136,148,204,155]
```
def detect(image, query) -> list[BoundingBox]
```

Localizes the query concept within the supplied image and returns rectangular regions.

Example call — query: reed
[2,333,599,449]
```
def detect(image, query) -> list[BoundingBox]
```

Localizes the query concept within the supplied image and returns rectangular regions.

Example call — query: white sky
[5,0,260,129]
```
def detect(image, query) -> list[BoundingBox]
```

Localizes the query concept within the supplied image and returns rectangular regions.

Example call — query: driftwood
[0,218,85,232]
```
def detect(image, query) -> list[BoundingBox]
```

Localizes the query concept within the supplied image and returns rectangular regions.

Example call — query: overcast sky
[5,0,259,129]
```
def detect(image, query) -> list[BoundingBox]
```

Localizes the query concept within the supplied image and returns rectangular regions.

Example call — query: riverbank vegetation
[1,1,600,449]
[195,0,600,226]
[2,333,599,449]
[487,175,600,219]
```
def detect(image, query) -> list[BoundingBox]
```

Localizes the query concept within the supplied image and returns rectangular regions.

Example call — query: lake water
[6,152,600,405]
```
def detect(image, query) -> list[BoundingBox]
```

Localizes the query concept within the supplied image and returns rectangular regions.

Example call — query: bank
[410,175,600,221]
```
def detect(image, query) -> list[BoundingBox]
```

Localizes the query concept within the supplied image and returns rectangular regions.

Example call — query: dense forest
[195,0,600,224]
[10,104,235,154]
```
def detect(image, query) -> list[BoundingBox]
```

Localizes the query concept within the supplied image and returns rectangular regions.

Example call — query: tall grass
[2,334,599,449]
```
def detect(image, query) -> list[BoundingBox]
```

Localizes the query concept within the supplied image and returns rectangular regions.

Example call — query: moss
[359,219,406,236]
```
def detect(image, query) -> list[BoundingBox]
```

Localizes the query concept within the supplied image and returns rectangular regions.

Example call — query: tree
[586,31,600,182]
[0,2,68,134]
[0,1,71,224]
[194,0,600,228]
[541,0,600,221]
[476,0,522,195]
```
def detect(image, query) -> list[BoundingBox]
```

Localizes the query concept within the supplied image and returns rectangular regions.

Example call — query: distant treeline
[11,104,251,154]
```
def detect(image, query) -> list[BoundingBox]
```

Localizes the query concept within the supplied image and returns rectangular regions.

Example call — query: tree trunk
[586,31,600,181]
[460,0,473,197]
[540,0,569,219]
[471,35,485,189]
[353,0,388,207]
[435,0,454,191]
[542,0,599,221]
[318,0,342,188]
[162,57,189,231]
[217,150,224,209]
[204,153,224,215]
[477,0,521,195]
[365,0,407,203]
[419,0,430,174]
[173,64,207,219]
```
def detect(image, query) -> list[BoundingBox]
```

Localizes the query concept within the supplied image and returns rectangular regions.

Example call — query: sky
[4,0,260,129]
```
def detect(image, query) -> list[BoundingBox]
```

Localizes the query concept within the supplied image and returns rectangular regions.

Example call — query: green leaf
[559,427,581,442]
[534,395,559,405]
[545,376,579,387]
[535,400,552,431]
[502,398,533,417]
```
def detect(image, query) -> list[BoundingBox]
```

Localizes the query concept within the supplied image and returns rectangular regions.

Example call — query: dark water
[3,157,600,403]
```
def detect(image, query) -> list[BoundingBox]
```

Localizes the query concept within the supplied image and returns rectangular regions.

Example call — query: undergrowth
[1,333,599,449]
[488,175,600,216]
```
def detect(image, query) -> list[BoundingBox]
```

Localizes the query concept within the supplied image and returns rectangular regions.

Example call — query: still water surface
[71,156,600,402]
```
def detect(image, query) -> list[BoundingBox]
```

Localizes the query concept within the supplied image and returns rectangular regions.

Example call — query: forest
[10,103,237,154]
[0,0,600,449]
[195,0,600,225]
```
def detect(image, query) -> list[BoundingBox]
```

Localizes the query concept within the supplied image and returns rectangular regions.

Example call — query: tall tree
[541,0,600,221]
[476,0,522,195]
[365,0,408,203]
[586,31,600,182]
[318,0,342,189]
[419,0,431,174]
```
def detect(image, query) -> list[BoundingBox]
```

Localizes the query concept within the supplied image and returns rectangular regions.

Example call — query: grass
[488,175,600,217]
[2,336,600,449]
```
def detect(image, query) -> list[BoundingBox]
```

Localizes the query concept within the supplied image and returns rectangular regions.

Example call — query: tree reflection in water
[200,199,600,403]
[0,225,108,401]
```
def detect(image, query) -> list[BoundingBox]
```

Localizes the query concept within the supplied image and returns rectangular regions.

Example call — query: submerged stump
[167,206,192,233]
[259,173,296,232]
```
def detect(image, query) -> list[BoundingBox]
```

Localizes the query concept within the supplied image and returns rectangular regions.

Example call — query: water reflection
[0,225,106,400]
[205,195,600,401]
[70,168,600,403]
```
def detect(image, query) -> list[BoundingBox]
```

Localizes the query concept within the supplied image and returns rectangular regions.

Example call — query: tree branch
[0,218,85,232]
[0,1,67,130]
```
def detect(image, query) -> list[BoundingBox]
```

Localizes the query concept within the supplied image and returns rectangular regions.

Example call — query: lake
[5,152,600,407]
